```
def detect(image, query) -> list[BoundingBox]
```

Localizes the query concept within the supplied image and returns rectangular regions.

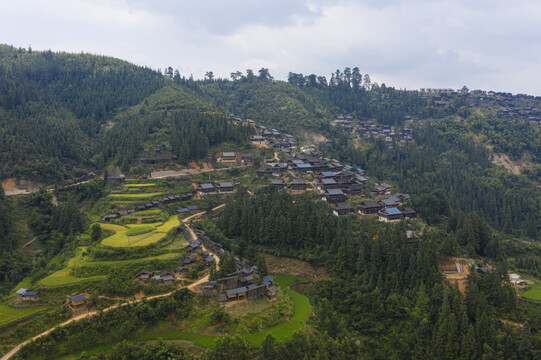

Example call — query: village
[2,111,534,360]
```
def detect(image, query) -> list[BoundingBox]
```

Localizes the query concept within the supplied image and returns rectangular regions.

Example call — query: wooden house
[183,254,199,265]
[378,208,402,222]
[270,179,286,189]
[358,201,383,215]
[217,182,234,193]
[217,152,237,163]
[197,183,216,195]
[68,294,89,311]
[226,286,248,301]
[333,202,354,216]
[135,270,154,283]
[322,189,347,204]
[401,207,417,219]
[16,288,39,301]
[155,272,174,285]
[289,178,307,192]
[251,135,265,144]
[247,284,266,299]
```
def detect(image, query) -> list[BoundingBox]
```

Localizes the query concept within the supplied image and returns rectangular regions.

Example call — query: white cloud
[0,0,539,94]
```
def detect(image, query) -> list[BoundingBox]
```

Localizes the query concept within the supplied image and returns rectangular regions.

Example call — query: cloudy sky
[1,0,540,95]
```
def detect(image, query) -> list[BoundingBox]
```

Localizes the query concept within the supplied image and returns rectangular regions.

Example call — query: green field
[40,250,106,286]
[274,275,311,323]
[155,216,180,233]
[109,192,164,199]
[122,183,156,187]
[0,303,51,327]
[126,226,154,236]
[522,285,541,300]
[101,216,179,247]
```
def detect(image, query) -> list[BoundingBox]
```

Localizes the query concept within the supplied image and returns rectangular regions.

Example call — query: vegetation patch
[522,285,541,301]
[155,216,181,233]
[0,304,51,327]
[274,275,311,323]
[109,192,164,199]
[40,249,107,286]
[126,226,155,236]
[122,183,156,187]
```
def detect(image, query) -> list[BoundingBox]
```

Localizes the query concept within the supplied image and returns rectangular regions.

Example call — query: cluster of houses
[197,257,276,302]
[256,151,417,220]
[355,122,413,148]
[135,270,177,285]
[498,106,541,126]
[196,182,237,195]
[228,116,255,127]
[216,152,254,166]
[101,192,195,221]
[251,128,297,153]
[135,237,220,285]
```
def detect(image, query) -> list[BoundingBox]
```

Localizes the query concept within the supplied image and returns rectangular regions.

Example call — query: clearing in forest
[264,254,329,280]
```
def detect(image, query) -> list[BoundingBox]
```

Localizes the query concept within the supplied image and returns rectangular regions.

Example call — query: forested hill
[1,45,540,185]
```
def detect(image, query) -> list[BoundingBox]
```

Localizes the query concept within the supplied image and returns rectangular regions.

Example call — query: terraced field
[109,192,164,199]
[122,184,156,188]
[0,304,51,327]
[101,216,180,247]
[40,249,106,287]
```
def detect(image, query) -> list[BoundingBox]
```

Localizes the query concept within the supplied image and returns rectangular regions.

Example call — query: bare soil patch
[1,178,18,191]
[438,256,472,293]
[492,153,521,175]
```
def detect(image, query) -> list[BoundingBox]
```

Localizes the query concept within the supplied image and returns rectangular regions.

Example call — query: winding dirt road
[0,208,223,360]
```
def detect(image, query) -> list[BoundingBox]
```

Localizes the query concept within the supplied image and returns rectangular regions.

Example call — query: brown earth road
[0,207,223,360]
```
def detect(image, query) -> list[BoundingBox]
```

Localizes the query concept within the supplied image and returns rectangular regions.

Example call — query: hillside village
[1,108,537,359]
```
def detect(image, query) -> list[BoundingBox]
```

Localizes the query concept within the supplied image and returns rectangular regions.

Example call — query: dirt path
[1,210,223,360]
[21,237,36,249]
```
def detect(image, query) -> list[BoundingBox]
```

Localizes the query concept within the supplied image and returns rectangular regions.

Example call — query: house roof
[360,201,381,209]
[327,189,345,196]
[187,205,198,210]
[296,163,312,169]
[262,275,274,286]
[200,183,214,189]
[22,290,38,296]
[271,179,285,185]
[219,182,234,188]
[381,199,398,206]
[381,207,402,216]
[16,288,28,295]
[321,171,336,177]
[226,287,248,296]
[321,178,337,185]
[222,152,235,157]
[205,256,215,262]
[290,178,306,185]
[71,294,87,302]
[177,208,189,213]
[334,202,353,211]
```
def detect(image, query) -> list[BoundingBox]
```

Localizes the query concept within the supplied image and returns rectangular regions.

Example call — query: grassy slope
[101,216,179,247]
[0,304,51,327]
